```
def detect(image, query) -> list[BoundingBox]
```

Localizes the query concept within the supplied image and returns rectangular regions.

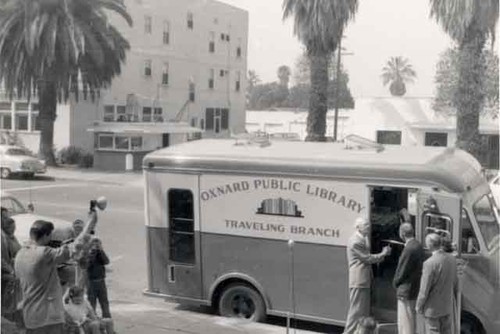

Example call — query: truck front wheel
[218,284,266,322]
[461,313,484,334]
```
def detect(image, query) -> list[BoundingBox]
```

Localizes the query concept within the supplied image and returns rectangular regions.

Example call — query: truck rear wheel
[218,284,266,322]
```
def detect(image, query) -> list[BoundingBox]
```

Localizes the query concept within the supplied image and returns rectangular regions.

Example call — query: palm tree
[277,65,291,88]
[429,0,498,158]
[381,57,417,97]
[283,0,358,141]
[0,0,132,165]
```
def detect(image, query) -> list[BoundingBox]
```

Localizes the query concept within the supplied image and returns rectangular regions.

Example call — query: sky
[219,0,455,98]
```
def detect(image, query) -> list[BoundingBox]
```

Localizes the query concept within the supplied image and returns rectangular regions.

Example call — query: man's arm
[351,239,388,264]
[98,250,110,265]
[416,261,433,313]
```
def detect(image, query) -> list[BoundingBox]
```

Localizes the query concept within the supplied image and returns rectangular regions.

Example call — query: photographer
[14,202,100,334]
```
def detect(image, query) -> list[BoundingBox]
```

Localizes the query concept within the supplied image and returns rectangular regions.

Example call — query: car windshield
[473,194,500,251]
[6,148,29,156]
[1,196,28,215]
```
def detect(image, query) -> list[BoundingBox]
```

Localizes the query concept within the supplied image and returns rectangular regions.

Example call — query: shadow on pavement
[175,304,343,333]
[5,175,55,182]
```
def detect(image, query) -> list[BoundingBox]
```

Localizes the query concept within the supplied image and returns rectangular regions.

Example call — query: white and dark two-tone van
[143,138,500,334]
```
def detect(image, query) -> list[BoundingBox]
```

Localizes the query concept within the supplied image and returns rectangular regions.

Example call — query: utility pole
[333,36,342,142]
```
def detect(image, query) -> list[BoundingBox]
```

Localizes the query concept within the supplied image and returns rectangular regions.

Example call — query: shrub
[78,152,94,168]
[58,146,84,165]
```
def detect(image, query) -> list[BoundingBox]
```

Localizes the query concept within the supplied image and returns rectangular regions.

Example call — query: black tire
[218,284,266,322]
[461,314,484,334]
[0,168,11,179]
[25,172,35,179]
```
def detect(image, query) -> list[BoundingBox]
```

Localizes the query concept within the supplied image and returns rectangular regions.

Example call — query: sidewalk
[44,166,143,186]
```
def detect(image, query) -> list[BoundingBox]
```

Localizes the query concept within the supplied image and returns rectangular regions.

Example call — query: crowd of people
[1,207,113,334]
[346,217,459,334]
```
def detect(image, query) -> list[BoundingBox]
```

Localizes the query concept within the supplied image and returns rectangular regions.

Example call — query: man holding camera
[14,204,99,334]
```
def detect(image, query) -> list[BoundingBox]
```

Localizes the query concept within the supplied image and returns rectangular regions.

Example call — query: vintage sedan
[0,145,46,179]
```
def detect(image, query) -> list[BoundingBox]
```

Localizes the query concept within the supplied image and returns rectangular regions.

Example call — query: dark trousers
[87,278,111,318]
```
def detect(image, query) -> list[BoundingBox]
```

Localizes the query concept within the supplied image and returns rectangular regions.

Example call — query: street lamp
[333,35,354,142]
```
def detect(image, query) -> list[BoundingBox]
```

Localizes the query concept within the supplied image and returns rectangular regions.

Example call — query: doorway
[162,133,170,148]
[369,186,415,323]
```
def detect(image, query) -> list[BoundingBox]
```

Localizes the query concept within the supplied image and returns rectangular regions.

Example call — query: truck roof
[143,139,485,193]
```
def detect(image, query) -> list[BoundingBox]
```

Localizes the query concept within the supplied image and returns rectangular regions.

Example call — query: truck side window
[168,189,195,264]
[461,209,479,254]
[422,212,453,251]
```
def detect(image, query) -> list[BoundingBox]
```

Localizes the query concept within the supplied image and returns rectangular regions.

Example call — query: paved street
[1,167,342,334]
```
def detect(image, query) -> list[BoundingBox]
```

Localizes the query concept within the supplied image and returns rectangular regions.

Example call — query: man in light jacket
[344,217,391,334]
[15,211,97,334]
[416,233,458,334]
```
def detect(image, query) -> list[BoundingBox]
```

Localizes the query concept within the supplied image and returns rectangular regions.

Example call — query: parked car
[0,145,46,179]
[1,192,74,244]
[490,173,500,206]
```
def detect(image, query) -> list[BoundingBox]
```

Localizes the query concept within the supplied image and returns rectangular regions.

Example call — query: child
[86,237,112,319]
[63,286,101,334]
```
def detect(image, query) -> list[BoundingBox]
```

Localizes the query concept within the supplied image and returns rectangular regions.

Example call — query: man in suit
[416,233,458,334]
[393,223,425,334]
[344,217,391,334]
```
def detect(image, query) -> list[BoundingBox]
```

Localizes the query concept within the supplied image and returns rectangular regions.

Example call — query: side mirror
[27,203,34,213]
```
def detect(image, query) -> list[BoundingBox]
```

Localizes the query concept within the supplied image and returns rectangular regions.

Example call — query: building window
[425,132,448,147]
[209,32,215,53]
[200,119,205,130]
[0,113,12,130]
[145,15,152,34]
[31,114,40,131]
[15,115,28,131]
[235,71,241,92]
[144,59,152,77]
[98,134,143,151]
[189,82,195,102]
[142,107,152,122]
[190,117,197,127]
[187,12,193,29]
[208,69,215,89]
[115,136,130,150]
[168,189,195,264]
[104,105,115,122]
[131,136,143,150]
[98,134,113,149]
[376,130,401,145]
[163,20,170,44]
[226,34,230,42]
[220,33,225,41]
[162,62,169,85]
[205,108,229,133]
[219,69,225,77]
[116,105,126,122]
[153,107,163,122]
[236,38,242,58]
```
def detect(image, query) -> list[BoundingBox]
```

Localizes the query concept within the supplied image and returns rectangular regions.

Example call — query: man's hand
[382,245,392,256]
[416,306,423,314]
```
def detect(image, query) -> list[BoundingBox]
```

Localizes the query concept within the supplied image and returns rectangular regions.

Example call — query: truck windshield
[473,194,500,251]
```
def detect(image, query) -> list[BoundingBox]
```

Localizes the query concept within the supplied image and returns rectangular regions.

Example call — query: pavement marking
[5,183,80,192]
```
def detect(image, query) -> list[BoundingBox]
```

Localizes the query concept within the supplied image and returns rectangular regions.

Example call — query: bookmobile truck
[142,137,500,334]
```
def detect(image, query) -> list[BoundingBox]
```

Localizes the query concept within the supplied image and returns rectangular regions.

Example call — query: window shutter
[221,108,229,130]
[205,108,214,130]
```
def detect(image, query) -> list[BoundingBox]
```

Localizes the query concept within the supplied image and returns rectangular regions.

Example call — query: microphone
[89,197,107,212]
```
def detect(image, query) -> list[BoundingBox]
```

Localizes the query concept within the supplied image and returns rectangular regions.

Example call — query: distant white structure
[246,109,350,140]
[245,97,499,169]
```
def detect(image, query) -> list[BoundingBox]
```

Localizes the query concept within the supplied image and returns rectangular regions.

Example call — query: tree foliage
[429,0,498,158]
[283,0,358,141]
[0,0,132,164]
[381,56,417,96]
[434,47,498,117]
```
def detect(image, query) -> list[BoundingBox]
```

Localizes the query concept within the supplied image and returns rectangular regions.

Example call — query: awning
[87,121,203,135]
[409,121,499,135]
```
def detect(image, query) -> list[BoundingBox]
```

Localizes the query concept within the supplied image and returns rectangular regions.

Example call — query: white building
[246,98,499,169]
[92,0,248,170]
[0,0,249,171]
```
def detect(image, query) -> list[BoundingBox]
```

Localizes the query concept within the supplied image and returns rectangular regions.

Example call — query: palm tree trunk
[306,51,329,142]
[38,79,58,166]
[454,25,486,160]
